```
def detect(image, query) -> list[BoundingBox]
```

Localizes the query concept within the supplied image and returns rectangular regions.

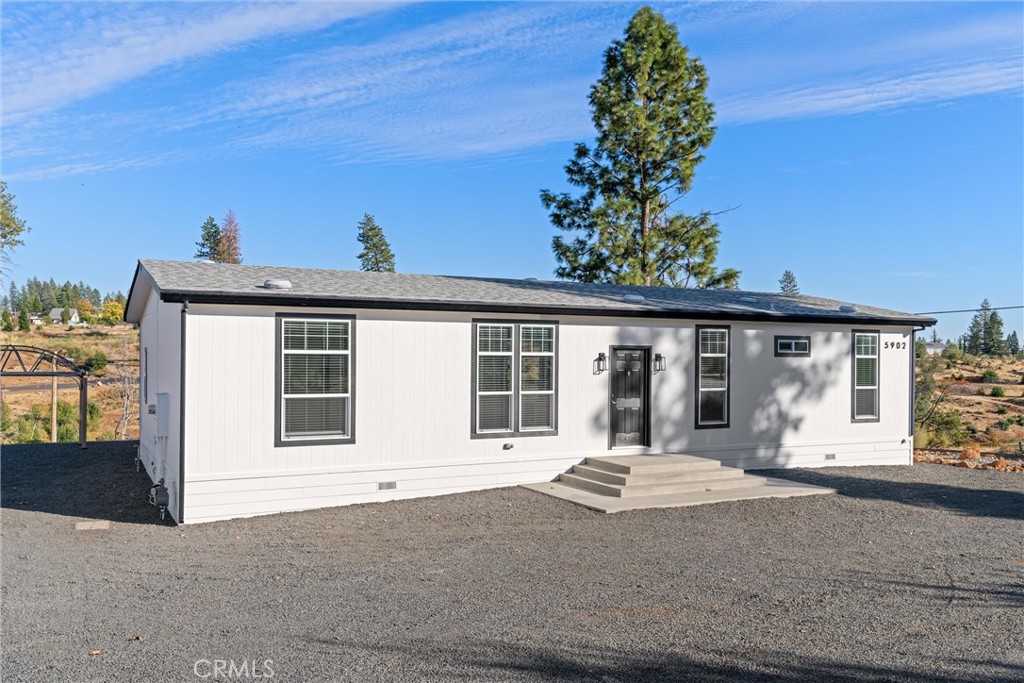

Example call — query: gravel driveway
[2,442,1022,683]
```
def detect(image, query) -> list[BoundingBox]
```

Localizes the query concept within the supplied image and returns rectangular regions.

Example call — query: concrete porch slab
[521,477,835,513]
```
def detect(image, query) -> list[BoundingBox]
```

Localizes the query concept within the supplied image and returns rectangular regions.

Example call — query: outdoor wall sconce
[653,353,667,373]
[594,352,608,374]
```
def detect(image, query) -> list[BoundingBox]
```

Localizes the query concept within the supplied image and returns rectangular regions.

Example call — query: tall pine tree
[983,308,1004,355]
[219,209,243,264]
[964,301,987,355]
[541,7,738,288]
[1006,331,1020,356]
[778,270,799,294]
[194,217,221,261]
[356,214,396,272]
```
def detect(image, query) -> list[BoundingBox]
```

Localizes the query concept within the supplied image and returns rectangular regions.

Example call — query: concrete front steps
[522,454,834,513]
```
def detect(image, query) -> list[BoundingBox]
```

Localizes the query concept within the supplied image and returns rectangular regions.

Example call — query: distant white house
[47,307,79,324]
[923,342,946,356]
[126,259,936,524]
[28,315,45,326]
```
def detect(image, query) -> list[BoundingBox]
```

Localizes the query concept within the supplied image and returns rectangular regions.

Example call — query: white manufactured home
[125,260,935,524]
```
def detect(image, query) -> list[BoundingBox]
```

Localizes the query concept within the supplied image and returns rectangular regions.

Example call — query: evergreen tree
[1,307,13,332]
[61,305,71,324]
[356,213,396,272]
[194,216,222,261]
[983,308,1005,355]
[27,291,42,314]
[219,209,243,264]
[778,270,799,294]
[8,282,17,310]
[541,7,738,288]
[965,303,986,355]
[1007,331,1020,356]
[17,305,29,332]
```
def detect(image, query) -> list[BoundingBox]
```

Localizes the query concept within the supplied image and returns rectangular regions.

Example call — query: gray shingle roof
[129,259,935,326]
[47,307,77,320]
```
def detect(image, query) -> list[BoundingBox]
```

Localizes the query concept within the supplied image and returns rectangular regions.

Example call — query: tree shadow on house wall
[0,440,166,525]
[579,323,852,469]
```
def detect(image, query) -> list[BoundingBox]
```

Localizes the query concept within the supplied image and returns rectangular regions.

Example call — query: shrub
[922,409,967,447]
[941,345,964,362]
[976,388,986,396]
[996,405,1008,415]
[996,419,1012,431]
[981,369,999,383]
[83,351,108,372]
[991,387,1005,398]
[963,354,979,366]
[966,423,979,436]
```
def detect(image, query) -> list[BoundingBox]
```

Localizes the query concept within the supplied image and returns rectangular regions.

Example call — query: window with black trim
[474,321,557,436]
[775,335,811,357]
[276,316,354,445]
[852,331,879,421]
[696,326,729,428]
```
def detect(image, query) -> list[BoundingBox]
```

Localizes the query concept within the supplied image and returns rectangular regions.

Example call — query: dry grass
[935,355,1024,452]
[1,325,140,442]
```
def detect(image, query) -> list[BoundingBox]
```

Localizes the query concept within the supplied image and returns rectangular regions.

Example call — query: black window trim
[471,318,559,439]
[774,335,811,357]
[274,312,356,447]
[694,324,731,430]
[851,328,881,423]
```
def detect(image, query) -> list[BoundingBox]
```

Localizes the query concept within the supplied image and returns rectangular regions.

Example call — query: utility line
[915,305,1024,315]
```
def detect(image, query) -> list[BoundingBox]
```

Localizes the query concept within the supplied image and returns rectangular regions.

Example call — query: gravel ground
[2,442,1023,683]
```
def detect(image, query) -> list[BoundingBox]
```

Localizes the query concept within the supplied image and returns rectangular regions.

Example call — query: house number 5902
[883,341,907,350]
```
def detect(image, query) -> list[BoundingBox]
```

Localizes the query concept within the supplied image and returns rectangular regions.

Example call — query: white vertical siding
[175,304,914,523]
[137,292,183,521]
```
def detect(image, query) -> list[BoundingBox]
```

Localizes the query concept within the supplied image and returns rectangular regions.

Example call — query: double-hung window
[852,330,879,421]
[696,326,730,428]
[474,322,557,436]
[276,316,354,445]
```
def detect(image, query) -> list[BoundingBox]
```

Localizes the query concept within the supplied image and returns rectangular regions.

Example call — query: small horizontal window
[775,335,811,357]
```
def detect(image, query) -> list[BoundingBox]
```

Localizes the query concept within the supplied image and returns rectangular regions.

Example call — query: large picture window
[276,316,354,446]
[474,321,557,437]
[696,326,730,428]
[852,331,879,421]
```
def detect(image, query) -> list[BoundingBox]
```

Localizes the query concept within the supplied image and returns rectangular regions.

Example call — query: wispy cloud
[720,59,1022,124]
[1,2,400,123]
[2,2,1021,180]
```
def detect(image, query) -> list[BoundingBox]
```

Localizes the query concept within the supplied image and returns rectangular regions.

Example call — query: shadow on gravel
[0,440,166,525]
[873,578,1024,609]
[753,468,1024,521]
[339,638,1024,683]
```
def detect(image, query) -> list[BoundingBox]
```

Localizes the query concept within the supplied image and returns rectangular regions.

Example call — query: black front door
[610,347,650,448]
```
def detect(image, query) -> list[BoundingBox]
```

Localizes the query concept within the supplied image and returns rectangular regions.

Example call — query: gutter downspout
[178,300,189,524]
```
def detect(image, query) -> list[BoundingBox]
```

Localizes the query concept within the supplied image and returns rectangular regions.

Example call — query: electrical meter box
[156,393,170,438]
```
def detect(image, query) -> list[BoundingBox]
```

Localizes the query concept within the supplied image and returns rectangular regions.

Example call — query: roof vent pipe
[622,294,645,304]
[839,305,857,313]
[263,279,293,290]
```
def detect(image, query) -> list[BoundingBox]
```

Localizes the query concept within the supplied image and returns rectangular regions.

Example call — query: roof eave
[156,289,935,327]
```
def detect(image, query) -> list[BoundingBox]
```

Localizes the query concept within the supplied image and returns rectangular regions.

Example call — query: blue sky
[2,1,1021,340]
